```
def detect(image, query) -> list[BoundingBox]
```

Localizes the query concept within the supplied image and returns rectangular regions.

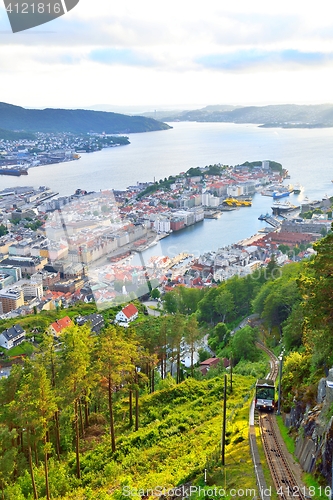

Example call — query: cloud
[88,48,157,67]
[196,49,333,71]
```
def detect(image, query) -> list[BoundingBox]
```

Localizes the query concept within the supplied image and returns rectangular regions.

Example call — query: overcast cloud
[1,0,333,107]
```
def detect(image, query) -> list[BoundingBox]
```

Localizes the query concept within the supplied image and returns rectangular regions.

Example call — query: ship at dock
[271,200,300,215]
[222,197,252,207]
[0,165,29,176]
[272,184,293,199]
[272,190,290,199]
[262,183,293,198]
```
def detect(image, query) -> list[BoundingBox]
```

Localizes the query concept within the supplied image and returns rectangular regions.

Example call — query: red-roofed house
[115,303,139,324]
[199,357,230,375]
[49,316,73,336]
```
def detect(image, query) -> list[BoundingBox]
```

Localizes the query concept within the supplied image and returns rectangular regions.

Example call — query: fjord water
[1,122,333,255]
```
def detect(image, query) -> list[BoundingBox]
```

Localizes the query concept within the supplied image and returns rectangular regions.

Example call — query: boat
[223,197,252,207]
[258,213,270,220]
[272,201,300,215]
[0,166,29,176]
[293,183,302,194]
[272,189,290,199]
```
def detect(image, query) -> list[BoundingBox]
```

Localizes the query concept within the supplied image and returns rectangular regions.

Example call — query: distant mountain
[159,103,333,128]
[84,103,205,115]
[160,105,240,122]
[0,102,172,134]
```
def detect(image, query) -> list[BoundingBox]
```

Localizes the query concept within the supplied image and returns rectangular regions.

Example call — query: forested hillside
[0,102,172,134]
[1,228,333,498]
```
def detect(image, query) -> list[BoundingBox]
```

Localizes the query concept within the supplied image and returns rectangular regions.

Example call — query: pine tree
[58,324,96,478]
[97,326,136,451]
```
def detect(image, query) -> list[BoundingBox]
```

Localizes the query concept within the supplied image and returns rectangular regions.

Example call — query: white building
[154,218,171,233]
[21,280,44,300]
[115,303,139,324]
[0,324,25,350]
[201,193,220,207]
[227,185,244,197]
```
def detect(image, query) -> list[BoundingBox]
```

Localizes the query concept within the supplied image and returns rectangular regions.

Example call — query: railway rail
[260,412,307,500]
[253,341,308,499]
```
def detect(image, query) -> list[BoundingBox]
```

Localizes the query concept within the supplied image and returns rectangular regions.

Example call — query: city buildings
[0,288,24,313]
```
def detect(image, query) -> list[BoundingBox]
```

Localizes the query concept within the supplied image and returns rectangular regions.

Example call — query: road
[142,300,162,317]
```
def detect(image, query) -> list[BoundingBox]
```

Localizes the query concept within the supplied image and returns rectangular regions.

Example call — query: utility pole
[277,354,283,415]
[221,374,227,465]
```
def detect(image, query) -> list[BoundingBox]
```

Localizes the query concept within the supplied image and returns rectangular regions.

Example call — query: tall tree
[208,322,230,353]
[0,425,17,499]
[59,324,96,479]
[21,361,57,500]
[170,313,185,383]
[9,361,40,499]
[299,230,333,366]
[184,315,202,377]
[214,289,235,323]
[39,334,61,459]
[98,326,136,452]
[231,326,259,364]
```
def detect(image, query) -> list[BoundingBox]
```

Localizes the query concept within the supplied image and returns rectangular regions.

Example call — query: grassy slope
[47,375,257,499]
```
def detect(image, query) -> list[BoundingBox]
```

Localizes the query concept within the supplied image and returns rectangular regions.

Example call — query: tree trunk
[108,375,116,452]
[32,430,39,467]
[147,364,151,393]
[151,367,155,393]
[28,441,39,500]
[129,388,133,426]
[79,400,85,438]
[191,347,194,378]
[54,411,61,460]
[176,350,180,384]
[74,399,81,479]
[161,353,165,379]
[135,388,139,431]
[19,430,24,453]
[84,393,89,428]
[135,370,139,431]
[44,435,50,500]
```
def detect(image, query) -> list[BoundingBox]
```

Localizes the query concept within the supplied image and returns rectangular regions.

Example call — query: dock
[261,216,281,228]
[204,210,221,219]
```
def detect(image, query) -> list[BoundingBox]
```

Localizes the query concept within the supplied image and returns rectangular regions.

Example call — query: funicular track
[254,342,307,499]
[259,413,306,500]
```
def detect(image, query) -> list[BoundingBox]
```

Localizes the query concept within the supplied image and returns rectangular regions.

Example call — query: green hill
[0,127,36,140]
[0,372,255,499]
[0,102,172,134]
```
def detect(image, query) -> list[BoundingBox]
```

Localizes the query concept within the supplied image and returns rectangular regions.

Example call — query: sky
[1,0,333,111]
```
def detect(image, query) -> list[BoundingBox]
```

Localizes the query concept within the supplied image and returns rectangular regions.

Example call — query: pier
[260,216,281,228]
